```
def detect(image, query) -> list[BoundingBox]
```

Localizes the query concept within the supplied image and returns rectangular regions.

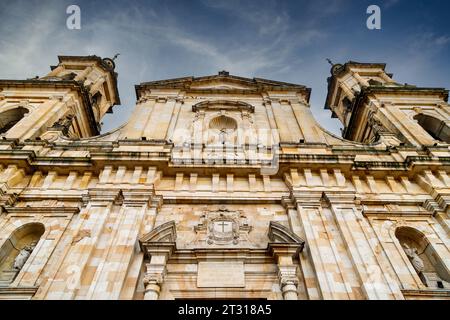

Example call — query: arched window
[395,226,450,289]
[0,223,45,285]
[208,115,238,145]
[0,107,29,135]
[414,114,450,143]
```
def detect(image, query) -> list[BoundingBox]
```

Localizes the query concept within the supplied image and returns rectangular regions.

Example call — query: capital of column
[143,266,166,287]
[321,191,360,206]
[290,190,323,206]
[82,188,123,206]
[434,194,450,214]
[143,273,164,300]
[278,264,298,280]
[156,97,168,103]
[280,277,298,291]
[137,96,155,104]
[281,196,296,210]
[143,262,168,300]
[75,66,94,81]
[278,265,299,300]
[0,190,18,215]
[122,188,156,207]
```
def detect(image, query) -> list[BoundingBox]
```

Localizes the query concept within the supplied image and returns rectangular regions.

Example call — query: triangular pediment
[136,73,310,100]
[190,79,253,90]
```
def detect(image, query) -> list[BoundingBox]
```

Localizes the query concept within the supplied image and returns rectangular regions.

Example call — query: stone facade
[0,56,449,300]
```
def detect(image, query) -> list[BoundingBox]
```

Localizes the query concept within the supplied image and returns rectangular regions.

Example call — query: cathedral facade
[0,56,449,300]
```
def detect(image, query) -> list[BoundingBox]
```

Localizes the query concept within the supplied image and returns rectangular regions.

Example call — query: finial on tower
[102,54,120,70]
[326,58,344,75]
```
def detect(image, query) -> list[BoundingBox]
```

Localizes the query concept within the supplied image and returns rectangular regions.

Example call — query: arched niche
[209,115,238,131]
[189,100,255,148]
[395,226,450,289]
[207,115,238,145]
[0,223,45,285]
[0,107,29,135]
[91,91,102,121]
[414,114,450,143]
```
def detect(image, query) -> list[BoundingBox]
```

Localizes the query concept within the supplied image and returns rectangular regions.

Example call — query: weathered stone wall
[0,59,449,300]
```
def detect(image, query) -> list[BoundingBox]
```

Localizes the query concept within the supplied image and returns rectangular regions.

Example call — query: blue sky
[0,0,449,134]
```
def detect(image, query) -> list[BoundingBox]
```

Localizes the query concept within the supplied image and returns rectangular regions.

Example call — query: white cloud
[0,0,447,137]
[383,0,401,9]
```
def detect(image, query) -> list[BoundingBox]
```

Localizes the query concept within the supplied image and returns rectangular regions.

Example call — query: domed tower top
[102,53,120,71]
[45,55,121,130]
[324,60,449,146]
[326,58,344,76]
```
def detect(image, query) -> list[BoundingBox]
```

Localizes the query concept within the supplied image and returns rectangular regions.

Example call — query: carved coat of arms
[207,215,239,245]
[191,207,252,247]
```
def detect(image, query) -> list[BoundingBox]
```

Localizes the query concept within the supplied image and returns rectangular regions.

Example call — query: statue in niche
[219,128,228,144]
[402,243,428,286]
[60,72,77,80]
[13,242,36,271]
[368,114,389,135]
[52,114,74,135]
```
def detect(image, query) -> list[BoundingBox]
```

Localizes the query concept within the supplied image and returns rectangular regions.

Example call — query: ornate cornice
[192,100,255,113]
[2,206,80,215]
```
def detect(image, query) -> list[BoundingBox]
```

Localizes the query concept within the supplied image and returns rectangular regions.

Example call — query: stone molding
[1,206,80,215]
[192,100,255,113]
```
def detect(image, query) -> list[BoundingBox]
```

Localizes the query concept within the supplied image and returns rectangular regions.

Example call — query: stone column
[143,258,167,300]
[5,98,62,140]
[47,65,65,77]
[86,188,158,300]
[166,98,183,140]
[380,102,433,146]
[323,191,404,300]
[90,75,107,93]
[141,241,175,300]
[143,277,162,300]
[74,66,94,82]
[262,100,279,145]
[278,263,299,300]
[270,99,293,143]
[0,94,7,108]
[270,246,300,300]
[378,72,396,84]
[290,101,326,143]
[292,191,357,300]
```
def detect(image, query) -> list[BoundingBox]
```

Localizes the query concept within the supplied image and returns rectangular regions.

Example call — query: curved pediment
[268,221,304,245]
[139,221,177,243]
[267,222,305,257]
[190,81,253,90]
[192,100,254,113]
[139,221,177,258]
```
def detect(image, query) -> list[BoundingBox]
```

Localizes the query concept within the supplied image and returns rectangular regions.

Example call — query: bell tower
[325,61,449,146]
[0,55,120,141]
